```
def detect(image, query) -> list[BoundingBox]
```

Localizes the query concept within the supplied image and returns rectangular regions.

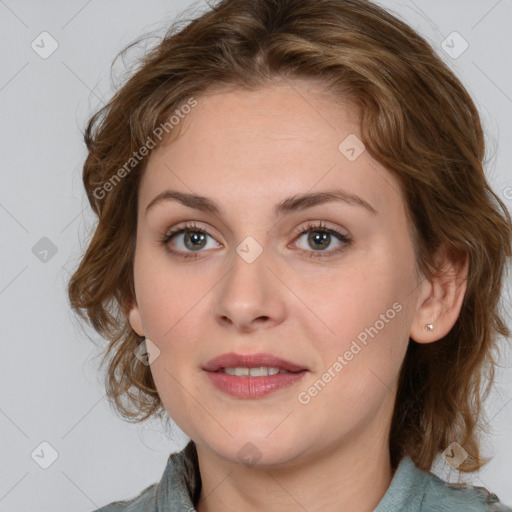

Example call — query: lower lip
[204,370,307,398]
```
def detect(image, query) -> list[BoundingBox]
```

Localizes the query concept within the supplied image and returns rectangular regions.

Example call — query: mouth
[216,366,300,377]
[202,352,308,398]
[202,352,308,374]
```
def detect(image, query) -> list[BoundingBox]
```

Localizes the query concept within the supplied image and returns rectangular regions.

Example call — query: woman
[68,0,512,510]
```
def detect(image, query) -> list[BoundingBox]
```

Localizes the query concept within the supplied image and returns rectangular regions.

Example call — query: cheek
[132,253,207,399]
[311,248,414,372]
[132,245,194,337]
[308,260,395,332]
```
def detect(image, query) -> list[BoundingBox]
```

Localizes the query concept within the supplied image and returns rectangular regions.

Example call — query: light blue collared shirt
[93,441,511,511]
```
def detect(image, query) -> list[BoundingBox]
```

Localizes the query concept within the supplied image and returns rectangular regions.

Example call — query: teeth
[223,367,282,377]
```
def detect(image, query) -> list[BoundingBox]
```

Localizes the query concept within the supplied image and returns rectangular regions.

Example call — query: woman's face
[128,79,427,467]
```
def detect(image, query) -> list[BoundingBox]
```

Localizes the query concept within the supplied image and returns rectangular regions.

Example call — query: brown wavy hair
[67,0,512,473]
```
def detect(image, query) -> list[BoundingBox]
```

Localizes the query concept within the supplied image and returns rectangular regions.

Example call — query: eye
[292,221,352,259]
[160,221,220,259]
[159,220,352,260]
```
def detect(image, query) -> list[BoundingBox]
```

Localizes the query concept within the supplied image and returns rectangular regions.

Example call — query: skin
[128,78,468,512]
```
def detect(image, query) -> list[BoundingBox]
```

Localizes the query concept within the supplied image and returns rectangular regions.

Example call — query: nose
[212,242,288,333]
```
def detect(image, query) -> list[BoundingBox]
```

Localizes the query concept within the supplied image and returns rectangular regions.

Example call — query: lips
[202,352,308,399]
[202,352,307,373]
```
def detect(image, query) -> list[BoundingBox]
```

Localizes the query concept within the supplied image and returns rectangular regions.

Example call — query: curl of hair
[68,0,512,472]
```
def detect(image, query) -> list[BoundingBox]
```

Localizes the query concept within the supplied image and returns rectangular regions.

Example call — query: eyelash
[159,221,352,260]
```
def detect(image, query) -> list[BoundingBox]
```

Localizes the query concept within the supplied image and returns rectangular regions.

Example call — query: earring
[426,324,434,331]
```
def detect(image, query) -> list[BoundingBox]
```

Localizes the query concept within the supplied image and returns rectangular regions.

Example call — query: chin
[197,429,310,468]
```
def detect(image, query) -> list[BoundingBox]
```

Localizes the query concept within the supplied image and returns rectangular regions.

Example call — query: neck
[194,428,394,512]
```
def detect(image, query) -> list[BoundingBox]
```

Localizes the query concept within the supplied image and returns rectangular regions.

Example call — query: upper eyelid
[165,221,222,241]
[164,225,350,263]
[164,220,349,244]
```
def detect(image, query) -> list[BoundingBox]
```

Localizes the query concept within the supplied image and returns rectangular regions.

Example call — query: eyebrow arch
[145,188,378,217]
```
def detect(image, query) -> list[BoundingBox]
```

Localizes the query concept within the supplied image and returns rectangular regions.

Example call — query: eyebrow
[145,188,378,217]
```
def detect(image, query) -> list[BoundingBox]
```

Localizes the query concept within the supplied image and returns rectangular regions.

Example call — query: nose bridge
[212,232,285,328]
[226,233,272,299]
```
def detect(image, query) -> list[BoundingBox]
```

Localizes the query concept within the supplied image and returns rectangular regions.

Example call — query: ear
[127,301,145,337]
[410,246,469,344]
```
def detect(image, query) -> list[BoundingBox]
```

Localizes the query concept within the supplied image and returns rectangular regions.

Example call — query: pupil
[185,231,206,250]
[309,231,329,250]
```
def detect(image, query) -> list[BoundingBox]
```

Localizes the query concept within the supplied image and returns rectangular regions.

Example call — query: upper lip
[202,352,308,373]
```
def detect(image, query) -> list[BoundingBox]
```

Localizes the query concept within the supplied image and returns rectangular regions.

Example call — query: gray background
[0,1,511,510]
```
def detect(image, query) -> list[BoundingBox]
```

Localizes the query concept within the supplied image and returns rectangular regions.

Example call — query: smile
[219,366,295,377]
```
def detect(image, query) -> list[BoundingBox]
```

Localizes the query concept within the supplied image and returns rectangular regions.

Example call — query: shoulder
[422,471,512,512]
[379,455,512,512]
[91,482,158,512]
[89,440,200,512]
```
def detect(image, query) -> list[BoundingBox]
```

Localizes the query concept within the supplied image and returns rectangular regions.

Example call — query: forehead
[139,80,404,219]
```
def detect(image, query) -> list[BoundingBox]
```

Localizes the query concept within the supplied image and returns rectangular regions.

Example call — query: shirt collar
[156,440,201,511]
[154,440,427,512]
[373,455,428,512]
